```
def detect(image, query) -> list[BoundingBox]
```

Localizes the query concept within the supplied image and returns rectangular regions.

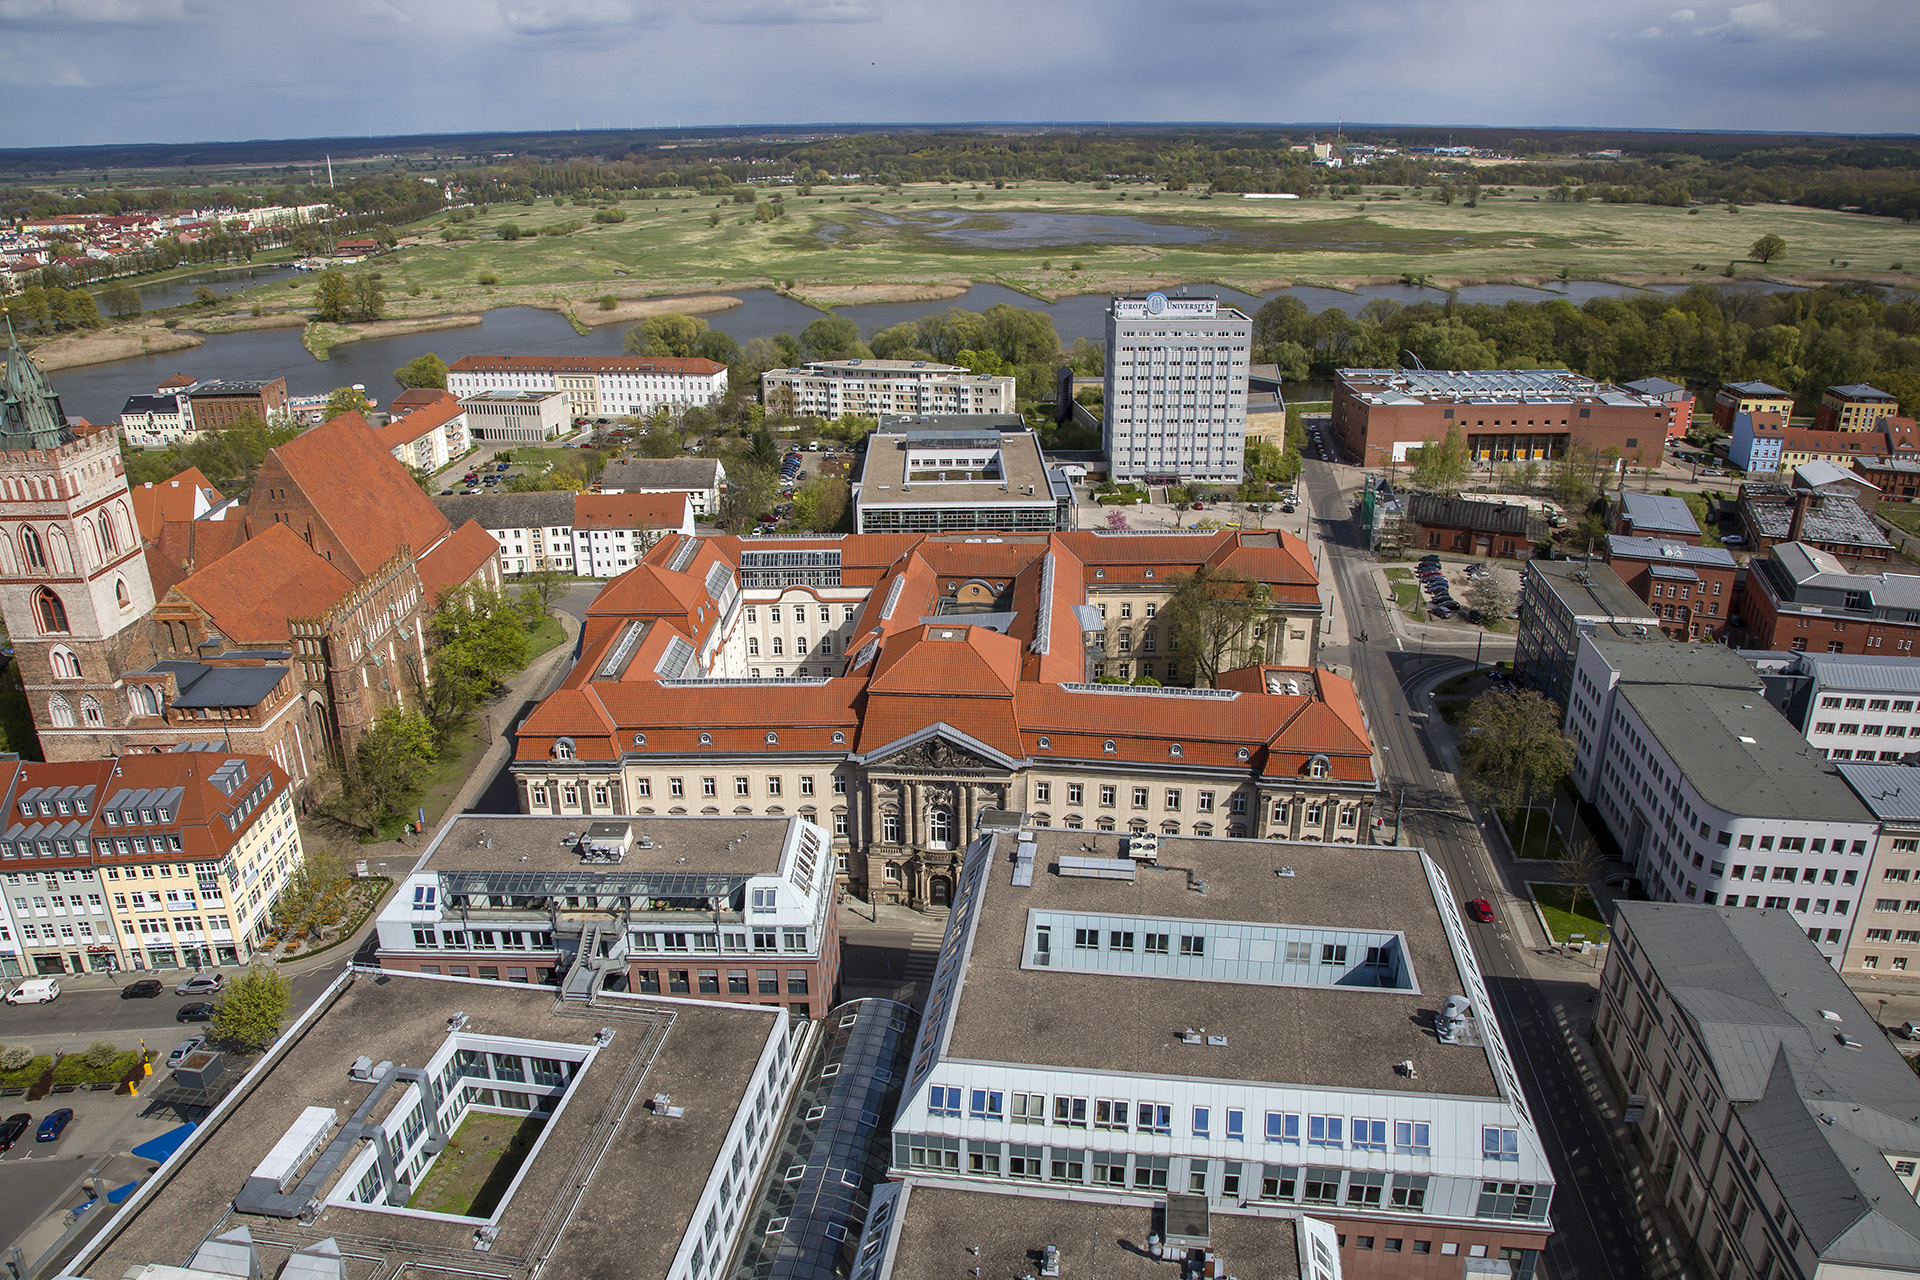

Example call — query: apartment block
[1755,651,1920,762]
[372,390,470,472]
[447,354,728,419]
[1815,383,1900,432]
[863,829,1554,1280]
[596,456,728,517]
[1833,763,1920,977]
[1728,411,1786,474]
[760,359,1015,419]
[1103,294,1253,485]
[1603,536,1737,643]
[434,491,577,575]
[1736,542,1920,656]
[1594,903,1920,1280]
[1622,376,1696,440]
[1565,633,1877,965]
[1713,380,1794,432]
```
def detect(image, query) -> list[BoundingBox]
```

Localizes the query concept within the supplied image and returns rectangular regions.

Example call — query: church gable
[859,724,1021,774]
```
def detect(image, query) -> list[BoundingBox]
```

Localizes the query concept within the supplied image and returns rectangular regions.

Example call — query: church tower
[0,327,159,755]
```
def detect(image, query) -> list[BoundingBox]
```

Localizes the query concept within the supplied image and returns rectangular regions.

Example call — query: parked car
[1899,1021,1920,1042]
[0,1113,30,1151]
[167,1036,205,1067]
[35,1108,72,1143]
[1722,534,1745,545]
[176,1002,215,1024]
[1486,670,1509,683]
[176,974,223,996]
[1465,899,1496,923]
[120,979,164,1000]
[438,488,454,496]
[5,978,58,1004]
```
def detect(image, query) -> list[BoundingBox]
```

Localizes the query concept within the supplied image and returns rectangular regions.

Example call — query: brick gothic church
[0,333,500,784]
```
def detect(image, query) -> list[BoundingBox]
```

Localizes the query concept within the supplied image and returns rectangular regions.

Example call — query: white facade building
[761,360,1015,419]
[571,491,694,578]
[117,394,194,448]
[1752,650,1920,763]
[1567,632,1878,965]
[432,492,576,575]
[870,828,1555,1279]
[447,355,728,420]
[595,457,728,518]
[458,390,573,444]
[1102,293,1253,486]
[374,393,470,473]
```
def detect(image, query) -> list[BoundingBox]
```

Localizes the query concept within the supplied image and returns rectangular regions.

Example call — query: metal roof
[1606,535,1736,569]
[1790,653,1920,695]
[1836,763,1920,821]
[438,869,749,900]
[1619,491,1700,537]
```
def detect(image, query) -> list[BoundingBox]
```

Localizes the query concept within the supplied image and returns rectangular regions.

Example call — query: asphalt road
[0,967,346,1056]
[1303,457,1648,1280]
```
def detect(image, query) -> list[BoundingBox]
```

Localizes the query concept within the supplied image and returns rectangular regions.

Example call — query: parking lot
[1400,556,1522,626]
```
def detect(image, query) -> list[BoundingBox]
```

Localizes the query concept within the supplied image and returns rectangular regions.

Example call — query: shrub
[477,271,499,286]
[598,295,617,311]
[0,1044,31,1071]
[83,1041,119,1071]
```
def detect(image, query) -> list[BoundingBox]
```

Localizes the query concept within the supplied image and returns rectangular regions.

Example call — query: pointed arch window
[48,646,81,680]
[115,578,130,610]
[132,685,160,717]
[20,527,45,571]
[34,589,68,635]
[47,695,74,728]
[80,695,103,727]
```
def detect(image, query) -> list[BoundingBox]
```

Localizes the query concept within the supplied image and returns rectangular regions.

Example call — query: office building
[1565,632,1877,965]
[1815,383,1900,433]
[851,426,1072,534]
[65,968,796,1280]
[760,359,1015,419]
[375,814,840,1016]
[1736,542,1920,655]
[1512,558,1657,710]
[865,829,1554,1279]
[1834,762,1920,977]
[1332,369,1671,472]
[447,354,728,419]
[1103,294,1253,485]
[1713,380,1794,432]
[457,390,573,443]
[1603,536,1737,642]
[512,529,1366,909]
[1756,651,1920,762]
[1594,903,1920,1280]
[1738,484,1892,566]
[1622,376,1695,440]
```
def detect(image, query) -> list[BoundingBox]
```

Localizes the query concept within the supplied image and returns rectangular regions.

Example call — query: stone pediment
[857,723,1021,775]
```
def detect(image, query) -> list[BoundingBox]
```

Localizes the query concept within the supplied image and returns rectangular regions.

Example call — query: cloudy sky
[1,0,1910,148]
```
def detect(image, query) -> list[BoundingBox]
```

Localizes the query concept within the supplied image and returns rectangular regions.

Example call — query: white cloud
[695,0,879,23]
[1640,25,1664,37]
[1669,7,1695,19]
[498,0,664,36]
[0,0,189,28]
[1692,0,1822,42]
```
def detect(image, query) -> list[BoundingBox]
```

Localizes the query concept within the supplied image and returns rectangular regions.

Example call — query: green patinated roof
[0,322,75,452]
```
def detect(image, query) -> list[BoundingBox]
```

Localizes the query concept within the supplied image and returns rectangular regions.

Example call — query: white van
[4,978,59,1004]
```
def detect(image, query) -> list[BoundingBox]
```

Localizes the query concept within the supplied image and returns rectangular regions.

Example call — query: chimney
[1789,489,1814,543]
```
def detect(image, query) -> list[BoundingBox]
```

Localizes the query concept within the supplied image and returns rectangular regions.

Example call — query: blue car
[35,1108,71,1142]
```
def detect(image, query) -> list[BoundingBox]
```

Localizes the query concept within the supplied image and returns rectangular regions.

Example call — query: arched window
[927,807,953,848]
[112,502,132,552]
[48,646,80,680]
[1161,821,1180,835]
[34,589,68,634]
[80,696,103,727]
[132,685,160,717]
[1064,814,1083,830]
[47,527,71,574]
[1129,819,1148,834]
[86,517,105,566]
[1306,755,1330,780]
[747,637,759,657]
[881,810,901,844]
[553,737,575,760]
[1096,816,1115,832]
[47,695,74,728]
[0,530,16,575]
[20,526,45,571]
[115,578,130,610]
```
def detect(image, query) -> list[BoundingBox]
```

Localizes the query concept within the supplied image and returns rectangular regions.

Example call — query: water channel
[50,275,1795,426]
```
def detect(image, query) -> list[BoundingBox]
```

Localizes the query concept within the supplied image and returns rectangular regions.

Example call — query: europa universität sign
[1113,292,1219,320]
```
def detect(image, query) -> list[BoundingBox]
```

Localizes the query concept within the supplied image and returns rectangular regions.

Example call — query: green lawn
[1500,807,1569,860]
[1385,568,1420,612]
[527,612,565,658]
[407,1111,548,1218]
[1530,884,1608,944]
[1883,505,1920,538]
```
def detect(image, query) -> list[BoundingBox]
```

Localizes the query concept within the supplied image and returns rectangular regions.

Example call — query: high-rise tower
[0,327,159,753]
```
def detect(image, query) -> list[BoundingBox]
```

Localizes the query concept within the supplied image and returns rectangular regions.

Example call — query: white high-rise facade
[1102,294,1252,486]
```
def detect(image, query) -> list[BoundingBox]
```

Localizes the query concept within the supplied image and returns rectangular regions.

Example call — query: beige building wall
[1844,820,1920,977]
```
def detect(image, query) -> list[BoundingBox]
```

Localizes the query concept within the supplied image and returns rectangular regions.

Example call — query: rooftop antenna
[325,155,334,188]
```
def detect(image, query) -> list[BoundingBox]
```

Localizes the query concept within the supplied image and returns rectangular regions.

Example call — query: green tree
[639,410,683,457]
[800,314,864,361]
[1457,688,1576,854]
[322,386,373,421]
[1465,573,1515,621]
[311,270,353,322]
[393,353,448,390]
[1408,426,1471,495]
[792,475,849,532]
[1159,566,1272,687]
[332,708,437,833]
[209,963,291,1053]
[1749,234,1787,264]
[350,273,385,322]
[411,587,533,742]
[625,312,709,357]
[518,569,569,617]
[99,282,142,318]
[193,286,219,308]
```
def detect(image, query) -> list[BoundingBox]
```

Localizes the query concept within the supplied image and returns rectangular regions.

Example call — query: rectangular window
[1394,1120,1431,1154]
[1226,1108,1244,1141]
[1145,932,1169,955]
[1260,1164,1298,1201]
[1094,1099,1130,1130]
[1308,1115,1343,1148]
[1011,1092,1045,1123]
[1352,1118,1387,1151]
[1266,1111,1299,1143]
[1192,1106,1211,1138]
[928,1085,962,1117]
[969,1089,1004,1120]
[1483,1126,1520,1162]
[1053,1096,1088,1127]
[1179,934,1205,957]
[1392,1174,1430,1211]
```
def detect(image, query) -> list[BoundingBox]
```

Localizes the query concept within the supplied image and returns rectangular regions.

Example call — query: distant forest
[4,126,1920,222]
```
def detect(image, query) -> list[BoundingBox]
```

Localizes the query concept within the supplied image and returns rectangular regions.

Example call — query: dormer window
[699,732,713,745]
[831,731,845,745]
[553,738,575,761]
[633,733,646,746]
[766,731,779,745]
[156,807,171,822]
[1306,755,1330,780]
[1170,743,1183,758]
[102,811,118,827]
[1236,747,1251,761]
[1036,736,1050,750]
[1103,740,1116,754]
[138,808,154,824]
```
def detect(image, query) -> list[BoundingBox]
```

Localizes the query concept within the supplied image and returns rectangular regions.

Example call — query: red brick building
[1623,376,1696,440]
[1603,535,1738,642]
[1334,368,1672,472]
[1736,541,1920,655]
[184,378,289,431]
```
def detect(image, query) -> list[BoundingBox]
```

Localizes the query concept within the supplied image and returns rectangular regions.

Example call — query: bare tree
[1560,827,1606,926]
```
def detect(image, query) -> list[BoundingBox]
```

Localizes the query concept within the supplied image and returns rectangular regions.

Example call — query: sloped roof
[174,522,355,645]
[144,516,249,598]
[449,354,725,375]
[264,412,450,578]
[130,466,221,542]
[435,491,577,533]
[416,519,499,605]
[573,492,692,530]
[370,392,464,452]
[1406,493,1543,538]
[598,457,724,492]
[1619,491,1700,538]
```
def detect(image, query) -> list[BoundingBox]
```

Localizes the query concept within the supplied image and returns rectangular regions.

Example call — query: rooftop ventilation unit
[1436,995,1482,1047]
[1125,835,1159,862]
[649,1092,686,1118]
[348,1056,374,1082]
[1275,866,1296,878]
[447,1012,470,1033]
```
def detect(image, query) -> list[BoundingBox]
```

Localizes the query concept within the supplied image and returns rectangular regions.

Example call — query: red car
[1466,899,1495,923]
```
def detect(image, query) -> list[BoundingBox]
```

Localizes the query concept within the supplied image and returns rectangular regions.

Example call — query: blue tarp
[131,1121,196,1163]
[105,1181,138,1204]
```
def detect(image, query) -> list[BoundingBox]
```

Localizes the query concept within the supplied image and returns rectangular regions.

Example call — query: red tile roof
[416,519,499,605]
[448,355,726,376]
[130,466,222,541]
[574,492,692,530]
[145,517,248,597]
[6,751,291,865]
[261,412,451,578]
[389,388,449,414]
[174,523,355,645]
[370,392,464,453]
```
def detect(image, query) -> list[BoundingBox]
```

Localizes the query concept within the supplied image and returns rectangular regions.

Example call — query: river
[49,277,1795,425]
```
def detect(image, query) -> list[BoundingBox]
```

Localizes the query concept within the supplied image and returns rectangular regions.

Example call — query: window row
[634,775,846,799]
[634,967,809,995]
